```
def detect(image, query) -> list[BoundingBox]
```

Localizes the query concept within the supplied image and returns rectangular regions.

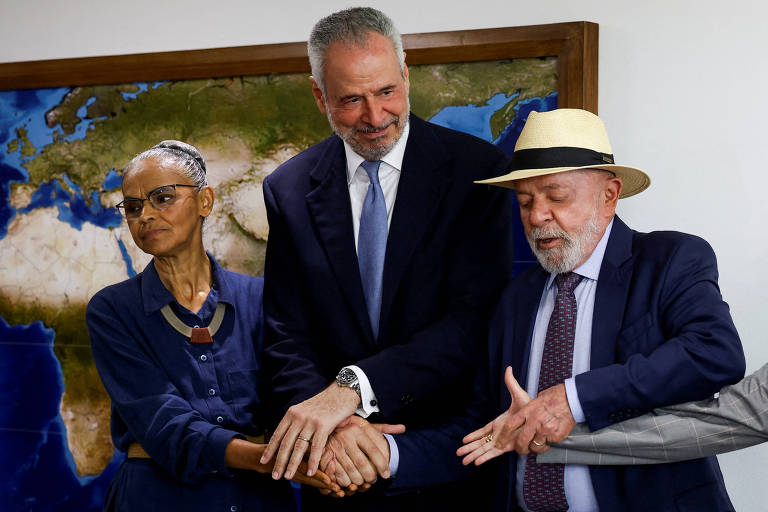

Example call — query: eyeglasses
[116,184,200,220]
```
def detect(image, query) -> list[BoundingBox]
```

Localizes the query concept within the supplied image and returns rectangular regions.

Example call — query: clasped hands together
[257,367,574,494]
[457,367,576,466]
[259,383,404,497]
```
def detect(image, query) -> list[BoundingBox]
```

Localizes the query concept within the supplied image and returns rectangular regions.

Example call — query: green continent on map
[45,84,142,136]
[21,58,556,194]
[3,56,557,477]
[8,127,37,157]
[24,75,331,192]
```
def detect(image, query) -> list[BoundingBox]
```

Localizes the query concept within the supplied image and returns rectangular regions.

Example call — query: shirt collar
[140,251,235,314]
[544,217,615,290]
[344,120,410,185]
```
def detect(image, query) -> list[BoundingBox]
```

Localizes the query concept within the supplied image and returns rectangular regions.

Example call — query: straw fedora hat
[477,108,650,198]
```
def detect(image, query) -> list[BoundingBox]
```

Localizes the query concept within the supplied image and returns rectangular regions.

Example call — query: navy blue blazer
[394,216,745,511]
[262,113,515,427]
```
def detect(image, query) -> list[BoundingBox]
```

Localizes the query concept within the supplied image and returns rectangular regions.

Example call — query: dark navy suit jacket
[394,216,745,511]
[262,113,514,429]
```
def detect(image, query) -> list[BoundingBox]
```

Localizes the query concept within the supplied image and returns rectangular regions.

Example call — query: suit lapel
[378,116,450,342]
[499,267,548,508]
[305,138,372,342]
[501,267,548,410]
[589,216,634,509]
[590,215,634,369]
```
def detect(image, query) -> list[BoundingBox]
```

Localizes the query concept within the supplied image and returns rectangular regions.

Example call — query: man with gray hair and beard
[259,6,514,510]
[388,108,745,511]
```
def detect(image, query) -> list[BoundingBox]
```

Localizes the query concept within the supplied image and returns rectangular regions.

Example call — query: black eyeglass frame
[115,183,201,219]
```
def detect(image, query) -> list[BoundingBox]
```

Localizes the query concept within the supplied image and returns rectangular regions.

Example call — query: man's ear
[310,77,327,116]
[402,60,410,95]
[603,175,622,214]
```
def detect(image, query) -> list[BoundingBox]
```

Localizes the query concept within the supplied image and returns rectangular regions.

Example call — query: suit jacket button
[401,394,413,404]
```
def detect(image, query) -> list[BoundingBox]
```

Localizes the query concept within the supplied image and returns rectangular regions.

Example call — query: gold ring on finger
[531,439,546,447]
[483,433,494,443]
[297,436,312,444]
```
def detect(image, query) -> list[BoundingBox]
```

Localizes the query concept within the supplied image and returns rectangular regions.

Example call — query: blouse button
[208,388,216,396]
[217,416,224,423]
[200,354,208,362]
[230,506,238,512]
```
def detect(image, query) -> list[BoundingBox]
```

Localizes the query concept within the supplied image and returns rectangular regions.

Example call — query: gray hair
[124,140,208,187]
[308,7,405,95]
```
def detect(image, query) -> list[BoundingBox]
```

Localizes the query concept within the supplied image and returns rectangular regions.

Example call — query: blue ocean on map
[0,82,555,510]
[429,91,520,141]
[0,317,122,511]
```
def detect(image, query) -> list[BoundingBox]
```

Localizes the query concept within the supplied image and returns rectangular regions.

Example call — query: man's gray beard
[326,99,409,161]
[526,207,602,274]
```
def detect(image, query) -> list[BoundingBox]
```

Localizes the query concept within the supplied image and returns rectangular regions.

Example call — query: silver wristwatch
[336,367,361,398]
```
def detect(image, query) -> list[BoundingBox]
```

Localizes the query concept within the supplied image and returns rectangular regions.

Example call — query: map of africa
[0,57,556,510]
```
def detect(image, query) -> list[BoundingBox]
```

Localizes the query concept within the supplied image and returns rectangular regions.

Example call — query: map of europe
[0,57,557,510]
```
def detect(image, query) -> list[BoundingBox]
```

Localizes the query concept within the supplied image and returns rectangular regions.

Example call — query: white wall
[2,0,766,508]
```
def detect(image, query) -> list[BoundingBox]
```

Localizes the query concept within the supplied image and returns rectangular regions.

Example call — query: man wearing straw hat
[388,108,745,511]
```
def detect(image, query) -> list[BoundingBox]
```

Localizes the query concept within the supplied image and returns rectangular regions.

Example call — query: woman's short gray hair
[124,140,208,187]
[308,7,405,95]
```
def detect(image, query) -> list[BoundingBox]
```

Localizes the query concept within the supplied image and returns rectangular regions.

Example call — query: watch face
[337,368,357,386]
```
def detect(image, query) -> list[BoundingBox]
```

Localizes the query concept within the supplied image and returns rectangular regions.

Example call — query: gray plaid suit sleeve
[538,363,768,465]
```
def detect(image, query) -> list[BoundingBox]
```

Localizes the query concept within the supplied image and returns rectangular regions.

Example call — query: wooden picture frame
[0,21,598,112]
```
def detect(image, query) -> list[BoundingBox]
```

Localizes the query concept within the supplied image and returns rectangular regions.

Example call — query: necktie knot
[361,160,382,186]
[555,272,583,294]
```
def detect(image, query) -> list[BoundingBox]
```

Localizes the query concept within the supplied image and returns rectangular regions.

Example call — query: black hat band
[511,146,615,171]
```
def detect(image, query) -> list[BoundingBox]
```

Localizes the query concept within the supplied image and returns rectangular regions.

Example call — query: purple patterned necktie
[522,272,583,512]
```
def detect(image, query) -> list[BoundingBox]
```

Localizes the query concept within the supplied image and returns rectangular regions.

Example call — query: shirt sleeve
[87,292,241,484]
[383,433,400,476]
[345,365,381,417]
[565,377,586,423]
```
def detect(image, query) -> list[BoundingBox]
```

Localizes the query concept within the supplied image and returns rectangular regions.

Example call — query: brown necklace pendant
[190,327,214,344]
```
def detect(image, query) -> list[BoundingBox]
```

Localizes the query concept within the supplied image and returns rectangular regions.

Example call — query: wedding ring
[483,434,494,444]
[531,439,546,447]
[297,435,312,444]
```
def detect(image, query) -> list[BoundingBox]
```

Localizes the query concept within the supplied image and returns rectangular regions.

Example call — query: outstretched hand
[504,381,575,455]
[457,366,531,465]
[458,366,577,464]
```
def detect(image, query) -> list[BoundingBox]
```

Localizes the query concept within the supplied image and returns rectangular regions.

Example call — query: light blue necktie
[357,160,387,338]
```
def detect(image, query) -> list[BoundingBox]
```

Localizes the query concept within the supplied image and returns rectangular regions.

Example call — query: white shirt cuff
[344,365,380,418]
[564,377,586,423]
[383,433,400,477]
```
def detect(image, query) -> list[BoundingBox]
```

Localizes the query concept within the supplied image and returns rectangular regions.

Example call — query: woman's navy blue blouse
[87,254,292,510]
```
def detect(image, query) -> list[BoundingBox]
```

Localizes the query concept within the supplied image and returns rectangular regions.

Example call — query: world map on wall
[0,57,556,511]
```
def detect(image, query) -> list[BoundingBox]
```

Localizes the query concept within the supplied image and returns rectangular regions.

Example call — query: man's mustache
[356,117,399,134]
[529,226,572,246]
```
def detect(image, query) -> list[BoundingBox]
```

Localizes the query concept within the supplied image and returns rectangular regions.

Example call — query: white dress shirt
[515,219,614,512]
[341,122,410,418]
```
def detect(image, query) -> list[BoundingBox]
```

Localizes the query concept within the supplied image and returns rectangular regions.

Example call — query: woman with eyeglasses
[86,140,338,511]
